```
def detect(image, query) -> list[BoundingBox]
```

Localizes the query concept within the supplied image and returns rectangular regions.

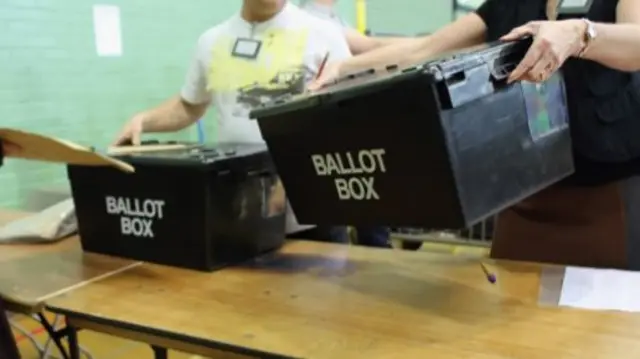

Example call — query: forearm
[340,37,428,74]
[582,23,640,72]
[142,96,207,133]
[373,36,414,46]
[345,29,417,56]
[340,13,487,75]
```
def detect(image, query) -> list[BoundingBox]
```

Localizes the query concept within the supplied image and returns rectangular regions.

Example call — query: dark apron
[491,177,640,270]
[0,299,20,359]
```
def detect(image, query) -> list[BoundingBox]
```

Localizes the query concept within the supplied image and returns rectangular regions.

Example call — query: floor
[11,241,488,359]
[12,312,240,359]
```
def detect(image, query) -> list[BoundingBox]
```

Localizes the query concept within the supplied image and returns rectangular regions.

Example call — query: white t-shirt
[300,1,350,29]
[181,2,351,143]
[180,2,352,233]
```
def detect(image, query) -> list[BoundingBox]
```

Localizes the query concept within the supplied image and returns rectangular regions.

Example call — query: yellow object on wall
[355,0,367,34]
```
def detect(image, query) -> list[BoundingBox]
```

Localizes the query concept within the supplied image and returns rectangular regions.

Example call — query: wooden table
[0,210,139,359]
[0,211,139,314]
[45,240,640,359]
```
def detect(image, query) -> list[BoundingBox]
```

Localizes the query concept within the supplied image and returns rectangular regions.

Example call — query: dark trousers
[0,301,20,359]
[492,177,640,270]
[355,226,391,248]
[287,226,349,243]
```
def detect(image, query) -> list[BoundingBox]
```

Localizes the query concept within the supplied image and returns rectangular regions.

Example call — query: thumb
[500,26,534,41]
[307,79,323,92]
[111,131,130,146]
[308,71,333,92]
[131,125,142,146]
[111,135,125,147]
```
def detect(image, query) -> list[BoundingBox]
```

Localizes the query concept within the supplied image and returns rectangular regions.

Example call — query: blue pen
[196,120,205,143]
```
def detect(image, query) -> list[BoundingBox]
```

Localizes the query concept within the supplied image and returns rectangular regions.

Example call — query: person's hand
[307,61,343,92]
[267,179,286,217]
[1,141,22,158]
[112,113,147,146]
[501,20,586,83]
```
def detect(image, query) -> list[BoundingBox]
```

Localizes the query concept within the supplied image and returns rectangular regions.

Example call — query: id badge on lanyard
[232,38,262,60]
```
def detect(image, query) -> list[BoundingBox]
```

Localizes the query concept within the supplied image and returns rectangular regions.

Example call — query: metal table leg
[66,324,81,359]
[37,313,70,359]
[151,345,168,359]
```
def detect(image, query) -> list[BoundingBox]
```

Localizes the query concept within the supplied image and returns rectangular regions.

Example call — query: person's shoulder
[290,5,344,39]
[287,4,332,28]
[298,2,331,21]
[196,17,239,46]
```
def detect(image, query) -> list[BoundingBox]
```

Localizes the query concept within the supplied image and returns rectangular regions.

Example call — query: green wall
[367,0,453,35]
[366,0,481,35]
[0,0,245,208]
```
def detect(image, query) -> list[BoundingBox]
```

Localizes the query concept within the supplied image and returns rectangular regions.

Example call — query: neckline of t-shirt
[234,2,293,32]
[305,2,336,17]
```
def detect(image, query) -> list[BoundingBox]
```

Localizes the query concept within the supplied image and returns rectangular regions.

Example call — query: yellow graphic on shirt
[207,28,311,109]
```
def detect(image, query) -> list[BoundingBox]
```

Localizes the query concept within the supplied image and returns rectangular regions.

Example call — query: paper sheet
[92,5,123,57]
[559,266,640,312]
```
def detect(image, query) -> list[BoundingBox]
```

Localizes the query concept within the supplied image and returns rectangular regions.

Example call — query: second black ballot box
[250,39,574,229]
[67,143,286,271]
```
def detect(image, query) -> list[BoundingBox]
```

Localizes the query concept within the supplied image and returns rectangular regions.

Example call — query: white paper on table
[559,266,640,312]
[92,4,123,57]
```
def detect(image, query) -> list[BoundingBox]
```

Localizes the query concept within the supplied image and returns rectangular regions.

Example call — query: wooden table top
[0,210,139,313]
[46,240,640,359]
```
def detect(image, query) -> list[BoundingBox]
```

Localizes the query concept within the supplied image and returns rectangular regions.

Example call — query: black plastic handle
[489,36,533,82]
[489,61,516,82]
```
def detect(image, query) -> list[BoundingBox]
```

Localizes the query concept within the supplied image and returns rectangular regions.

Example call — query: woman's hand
[501,20,587,83]
[307,61,343,92]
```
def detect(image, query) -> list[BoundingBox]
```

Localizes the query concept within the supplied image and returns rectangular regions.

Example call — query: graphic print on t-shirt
[206,28,312,117]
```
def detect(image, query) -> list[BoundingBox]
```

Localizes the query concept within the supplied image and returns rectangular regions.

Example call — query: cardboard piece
[0,128,134,173]
[106,144,188,156]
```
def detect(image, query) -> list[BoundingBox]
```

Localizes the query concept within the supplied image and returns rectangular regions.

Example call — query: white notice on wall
[92,5,123,57]
[559,267,640,312]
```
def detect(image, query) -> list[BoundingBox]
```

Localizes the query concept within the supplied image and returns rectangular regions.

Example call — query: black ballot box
[67,143,286,271]
[250,39,574,229]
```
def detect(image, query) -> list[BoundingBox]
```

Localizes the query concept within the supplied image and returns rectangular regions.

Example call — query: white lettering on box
[311,148,386,201]
[334,177,379,200]
[105,196,166,238]
[120,217,153,237]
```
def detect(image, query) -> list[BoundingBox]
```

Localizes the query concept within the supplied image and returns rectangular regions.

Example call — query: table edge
[2,259,142,314]
[47,305,300,359]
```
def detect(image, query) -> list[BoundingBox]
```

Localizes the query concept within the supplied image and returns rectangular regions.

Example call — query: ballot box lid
[112,143,274,174]
[425,38,532,81]
[250,39,532,120]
